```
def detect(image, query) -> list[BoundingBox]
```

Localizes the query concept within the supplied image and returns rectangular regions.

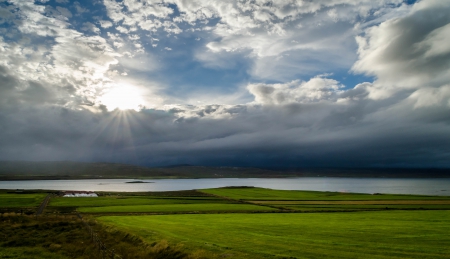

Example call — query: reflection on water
[0,178,449,195]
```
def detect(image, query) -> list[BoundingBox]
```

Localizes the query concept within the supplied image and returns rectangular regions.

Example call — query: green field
[99,210,450,259]
[49,196,226,207]
[48,192,277,213]
[280,204,450,211]
[200,188,450,212]
[0,193,47,208]
[2,187,450,258]
[50,192,276,214]
[48,187,450,214]
[79,203,276,213]
[0,214,196,259]
[201,187,450,201]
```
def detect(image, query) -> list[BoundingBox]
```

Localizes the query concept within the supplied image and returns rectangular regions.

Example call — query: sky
[0,0,450,168]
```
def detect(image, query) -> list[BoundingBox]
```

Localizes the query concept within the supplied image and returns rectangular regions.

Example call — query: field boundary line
[36,194,51,216]
[196,190,294,211]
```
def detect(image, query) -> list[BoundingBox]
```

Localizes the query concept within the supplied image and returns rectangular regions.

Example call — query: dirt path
[36,194,51,216]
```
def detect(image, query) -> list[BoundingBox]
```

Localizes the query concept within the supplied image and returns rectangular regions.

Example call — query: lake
[0,178,449,195]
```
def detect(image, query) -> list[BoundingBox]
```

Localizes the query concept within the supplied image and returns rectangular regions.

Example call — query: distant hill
[0,161,161,180]
[0,161,449,180]
[0,161,284,180]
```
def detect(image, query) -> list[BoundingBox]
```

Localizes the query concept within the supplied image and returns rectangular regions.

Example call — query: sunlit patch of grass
[201,187,450,201]
[78,203,276,213]
[0,193,47,207]
[49,196,228,207]
[99,210,450,259]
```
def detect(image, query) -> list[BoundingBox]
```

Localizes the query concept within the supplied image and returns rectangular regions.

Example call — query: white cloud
[81,22,101,33]
[99,20,113,28]
[98,0,408,81]
[0,1,121,109]
[179,0,403,80]
[248,76,344,105]
[103,0,178,35]
[352,0,450,99]
[419,23,450,59]
[408,85,450,109]
[115,25,129,33]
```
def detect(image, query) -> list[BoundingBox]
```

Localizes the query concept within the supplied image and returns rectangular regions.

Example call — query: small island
[125,180,153,184]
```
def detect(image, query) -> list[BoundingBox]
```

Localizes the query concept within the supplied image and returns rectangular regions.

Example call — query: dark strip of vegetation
[0,215,207,259]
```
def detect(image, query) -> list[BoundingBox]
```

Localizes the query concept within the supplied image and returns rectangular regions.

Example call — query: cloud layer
[0,0,450,168]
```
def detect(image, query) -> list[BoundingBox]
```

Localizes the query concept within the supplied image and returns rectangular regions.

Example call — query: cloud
[81,22,101,33]
[98,0,407,80]
[103,0,179,34]
[1,0,450,169]
[99,20,113,28]
[1,87,450,167]
[247,77,344,105]
[184,0,405,79]
[55,6,72,18]
[352,0,450,98]
[0,1,120,109]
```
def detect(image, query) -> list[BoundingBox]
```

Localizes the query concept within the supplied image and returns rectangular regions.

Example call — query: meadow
[0,192,47,208]
[0,215,197,259]
[99,210,450,259]
[46,188,450,214]
[49,190,275,214]
[49,196,227,207]
[78,203,276,213]
[201,187,450,201]
[2,187,450,258]
[0,215,97,259]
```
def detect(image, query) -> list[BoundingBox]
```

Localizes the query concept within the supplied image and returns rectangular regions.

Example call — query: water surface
[1,178,449,195]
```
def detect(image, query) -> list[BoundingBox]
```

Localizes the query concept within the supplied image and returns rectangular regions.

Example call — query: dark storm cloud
[1,89,450,167]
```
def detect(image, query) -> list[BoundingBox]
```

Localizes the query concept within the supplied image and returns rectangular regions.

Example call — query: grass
[0,215,208,259]
[99,210,450,259]
[0,193,47,208]
[280,204,450,211]
[249,199,450,211]
[2,187,450,258]
[78,203,276,213]
[0,216,96,259]
[50,192,275,214]
[0,247,68,259]
[49,196,226,207]
[201,187,450,201]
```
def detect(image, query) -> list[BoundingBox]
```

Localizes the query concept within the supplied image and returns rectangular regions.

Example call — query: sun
[100,84,144,111]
